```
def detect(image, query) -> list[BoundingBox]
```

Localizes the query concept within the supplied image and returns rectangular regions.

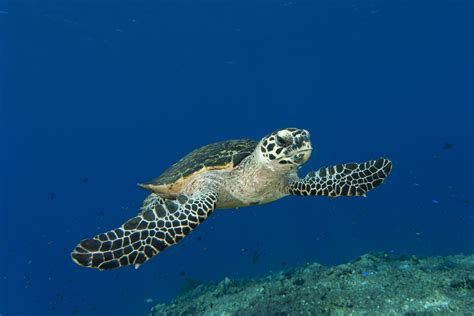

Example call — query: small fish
[49,193,56,200]
[442,142,455,150]
[81,178,88,183]
[432,199,439,204]
[144,298,153,303]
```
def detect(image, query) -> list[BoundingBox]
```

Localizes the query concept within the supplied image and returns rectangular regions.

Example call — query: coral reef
[150,253,474,315]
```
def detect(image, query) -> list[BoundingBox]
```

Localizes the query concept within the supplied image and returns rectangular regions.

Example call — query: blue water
[1,0,473,315]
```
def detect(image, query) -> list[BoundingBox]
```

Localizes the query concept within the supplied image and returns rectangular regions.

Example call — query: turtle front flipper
[71,192,218,270]
[288,158,392,197]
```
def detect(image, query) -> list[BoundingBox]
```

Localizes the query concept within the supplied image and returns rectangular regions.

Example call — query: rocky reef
[150,252,474,315]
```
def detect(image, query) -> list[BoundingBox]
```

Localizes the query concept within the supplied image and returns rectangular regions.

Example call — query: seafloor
[150,252,474,315]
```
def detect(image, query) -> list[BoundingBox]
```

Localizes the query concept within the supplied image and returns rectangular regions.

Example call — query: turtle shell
[138,139,258,199]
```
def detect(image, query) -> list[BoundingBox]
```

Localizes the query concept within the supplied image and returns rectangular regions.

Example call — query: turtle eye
[276,135,292,147]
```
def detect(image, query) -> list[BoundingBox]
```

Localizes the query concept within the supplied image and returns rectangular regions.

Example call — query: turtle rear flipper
[71,192,218,270]
[288,158,392,197]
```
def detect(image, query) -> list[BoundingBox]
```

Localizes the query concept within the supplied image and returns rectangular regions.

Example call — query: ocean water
[1,0,473,315]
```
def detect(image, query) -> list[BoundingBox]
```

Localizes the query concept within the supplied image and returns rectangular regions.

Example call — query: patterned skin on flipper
[71,191,218,270]
[137,194,166,215]
[288,158,392,197]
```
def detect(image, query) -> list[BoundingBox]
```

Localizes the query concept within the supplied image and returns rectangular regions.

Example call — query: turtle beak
[293,132,312,164]
[293,149,312,164]
[296,132,312,150]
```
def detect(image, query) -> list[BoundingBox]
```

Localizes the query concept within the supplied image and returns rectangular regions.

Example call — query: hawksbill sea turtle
[71,128,392,270]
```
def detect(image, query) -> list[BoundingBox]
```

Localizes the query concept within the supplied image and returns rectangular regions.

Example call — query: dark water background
[1,0,473,315]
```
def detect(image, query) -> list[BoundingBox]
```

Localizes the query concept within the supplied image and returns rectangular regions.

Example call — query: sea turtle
[71,128,392,270]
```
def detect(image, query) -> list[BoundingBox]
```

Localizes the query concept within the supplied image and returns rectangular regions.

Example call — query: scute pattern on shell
[145,139,258,186]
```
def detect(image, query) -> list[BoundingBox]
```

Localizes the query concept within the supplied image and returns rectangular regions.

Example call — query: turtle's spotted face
[259,128,312,169]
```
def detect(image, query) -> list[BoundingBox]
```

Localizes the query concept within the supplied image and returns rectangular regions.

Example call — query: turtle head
[258,128,312,170]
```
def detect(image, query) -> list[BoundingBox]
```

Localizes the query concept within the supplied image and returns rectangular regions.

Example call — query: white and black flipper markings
[71,191,218,270]
[288,158,392,197]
